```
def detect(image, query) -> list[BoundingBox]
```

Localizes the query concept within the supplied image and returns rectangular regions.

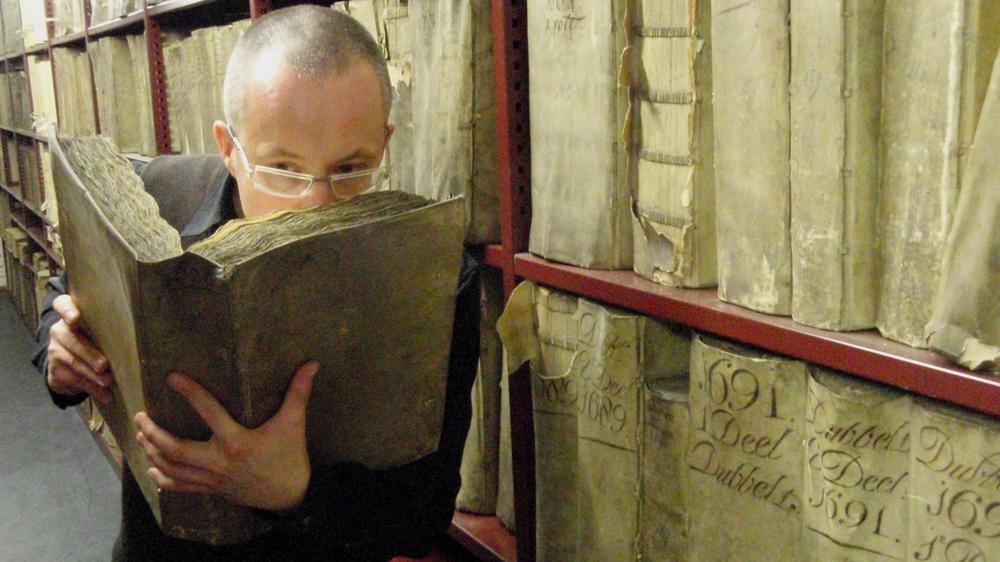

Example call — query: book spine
[526,0,633,269]
[789,0,883,330]
[686,334,807,561]
[632,0,717,288]
[711,0,792,314]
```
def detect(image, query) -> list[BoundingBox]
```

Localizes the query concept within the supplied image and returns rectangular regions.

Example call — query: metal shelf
[50,31,87,48]
[0,125,46,141]
[8,212,62,268]
[1,182,52,226]
[85,11,146,40]
[449,512,516,562]
[514,252,1000,417]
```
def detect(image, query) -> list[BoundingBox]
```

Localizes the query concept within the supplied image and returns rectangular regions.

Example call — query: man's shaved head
[223,5,391,129]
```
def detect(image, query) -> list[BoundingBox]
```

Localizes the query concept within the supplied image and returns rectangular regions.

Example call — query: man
[33,6,480,560]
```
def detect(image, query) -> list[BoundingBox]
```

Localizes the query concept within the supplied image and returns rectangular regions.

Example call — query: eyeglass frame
[226,123,390,200]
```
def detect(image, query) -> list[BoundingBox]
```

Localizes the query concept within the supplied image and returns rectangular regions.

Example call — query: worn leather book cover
[877,0,1000,347]
[909,399,1000,561]
[790,0,883,331]
[687,334,807,561]
[632,0,717,288]
[411,0,499,244]
[803,369,911,561]
[711,0,792,315]
[50,135,465,545]
[527,0,634,269]
[925,50,1000,372]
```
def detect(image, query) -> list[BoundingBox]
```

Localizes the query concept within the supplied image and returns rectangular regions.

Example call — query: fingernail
[306,362,321,377]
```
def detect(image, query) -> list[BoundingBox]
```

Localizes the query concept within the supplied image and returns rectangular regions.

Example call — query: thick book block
[803,369,911,561]
[877,0,1000,347]
[687,334,807,561]
[51,135,466,544]
[790,0,883,331]
[711,0,792,314]
[411,0,499,244]
[632,0,717,288]
[909,400,1000,561]
[457,268,504,514]
[926,51,1000,372]
[527,0,633,269]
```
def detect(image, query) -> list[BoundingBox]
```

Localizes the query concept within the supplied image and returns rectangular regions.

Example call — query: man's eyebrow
[254,143,302,160]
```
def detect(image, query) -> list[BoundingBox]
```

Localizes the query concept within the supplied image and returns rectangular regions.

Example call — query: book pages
[642,376,690,561]
[457,268,504,514]
[909,400,1000,561]
[687,335,807,561]
[925,50,1000,372]
[711,0,792,314]
[790,0,883,331]
[527,0,633,269]
[27,55,58,129]
[632,0,717,288]
[804,369,911,561]
[411,0,499,244]
[877,0,1000,347]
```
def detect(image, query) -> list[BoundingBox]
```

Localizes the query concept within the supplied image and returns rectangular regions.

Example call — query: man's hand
[133,361,319,512]
[46,294,114,405]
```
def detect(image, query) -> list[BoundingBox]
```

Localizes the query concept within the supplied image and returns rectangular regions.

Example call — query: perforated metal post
[144,15,171,155]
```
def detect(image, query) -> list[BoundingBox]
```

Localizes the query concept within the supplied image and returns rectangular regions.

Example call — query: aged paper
[804,369,911,561]
[926,50,1000,372]
[789,0,883,331]
[642,376,690,561]
[527,0,633,269]
[632,0,716,288]
[687,335,807,561]
[877,0,1000,347]
[909,400,1000,561]
[711,0,792,315]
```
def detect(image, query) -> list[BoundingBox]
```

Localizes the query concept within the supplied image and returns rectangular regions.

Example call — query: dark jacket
[32,155,481,561]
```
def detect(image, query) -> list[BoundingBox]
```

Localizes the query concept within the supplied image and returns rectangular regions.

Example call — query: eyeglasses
[227,124,389,200]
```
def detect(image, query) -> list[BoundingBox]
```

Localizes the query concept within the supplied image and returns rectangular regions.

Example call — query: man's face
[214,58,391,218]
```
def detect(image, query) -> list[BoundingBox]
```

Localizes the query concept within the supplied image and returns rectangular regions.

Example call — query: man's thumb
[279,361,320,422]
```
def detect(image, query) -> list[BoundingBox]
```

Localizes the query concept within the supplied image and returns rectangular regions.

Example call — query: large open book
[49,134,466,544]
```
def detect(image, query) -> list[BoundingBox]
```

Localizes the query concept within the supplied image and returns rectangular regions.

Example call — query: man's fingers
[50,321,111,378]
[52,294,80,327]
[48,358,113,405]
[136,432,223,489]
[276,361,319,424]
[133,412,218,471]
[147,468,216,496]
[167,373,239,442]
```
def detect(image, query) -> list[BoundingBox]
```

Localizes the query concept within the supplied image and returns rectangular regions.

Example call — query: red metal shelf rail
[514,252,1000,417]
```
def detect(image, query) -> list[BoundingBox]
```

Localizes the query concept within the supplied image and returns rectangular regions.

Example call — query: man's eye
[336,164,360,175]
[272,163,293,172]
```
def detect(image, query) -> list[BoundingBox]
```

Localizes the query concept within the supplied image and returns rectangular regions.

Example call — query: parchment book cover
[687,334,807,561]
[50,135,465,545]
[909,400,1000,562]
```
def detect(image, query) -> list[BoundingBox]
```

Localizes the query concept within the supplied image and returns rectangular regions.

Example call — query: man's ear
[384,124,395,145]
[213,120,237,175]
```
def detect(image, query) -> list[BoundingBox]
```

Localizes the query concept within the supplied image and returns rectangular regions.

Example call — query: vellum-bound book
[642,376,690,562]
[53,48,97,136]
[803,369,911,561]
[687,335,807,561]
[712,0,792,314]
[909,399,1000,561]
[877,0,1000,347]
[789,0,883,331]
[632,0,716,288]
[456,268,504,514]
[925,51,1000,372]
[527,0,633,269]
[411,0,499,244]
[495,350,516,532]
[27,54,57,127]
[50,135,465,544]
